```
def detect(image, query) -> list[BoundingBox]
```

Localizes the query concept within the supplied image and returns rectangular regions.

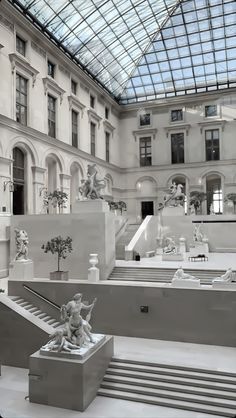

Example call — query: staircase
[98,358,236,417]
[9,296,61,329]
[115,224,140,260]
[109,267,228,284]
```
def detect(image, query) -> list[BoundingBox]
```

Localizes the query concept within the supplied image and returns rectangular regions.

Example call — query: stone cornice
[9,53,39,87]
[164,124,191,137]
[87,109,102,126]
[198,119,227,132]
[103,120,115,133]
[68,95,86,116]
[132,128,158,141]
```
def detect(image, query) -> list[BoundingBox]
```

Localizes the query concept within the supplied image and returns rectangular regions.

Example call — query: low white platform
[162,253,183,261]
[171,278,201,288]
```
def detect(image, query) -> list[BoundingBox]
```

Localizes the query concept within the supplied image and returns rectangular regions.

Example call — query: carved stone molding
[164,124,191,138]
[42,77,65,104]
[9,53,39,87]
[198,120,226,133]
[87,109,102,127]
[0,14,14,32]
[31,41,46,58]
[103,120,115,137]
[132,128,158,141]
[68,95,86,116]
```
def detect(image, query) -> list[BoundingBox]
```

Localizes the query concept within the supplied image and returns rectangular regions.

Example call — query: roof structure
[9,0,236,104]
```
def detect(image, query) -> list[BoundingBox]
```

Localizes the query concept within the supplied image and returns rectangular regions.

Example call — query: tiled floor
[1,336,236,418]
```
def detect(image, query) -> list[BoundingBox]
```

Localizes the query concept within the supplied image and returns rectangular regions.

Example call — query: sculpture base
[162,206,184,216]
[189,241,209,256]
[29,335,113,411]
[212,282,236,290]
[72,200,109,213]
[171,278,201,288]
[162,253,184,261]
[9,259,34,280]
[50,271,69,281]
[88,267,100,282]
[40,333,105,360]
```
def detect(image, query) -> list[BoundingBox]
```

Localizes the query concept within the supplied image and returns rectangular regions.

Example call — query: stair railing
[23,284,60,311]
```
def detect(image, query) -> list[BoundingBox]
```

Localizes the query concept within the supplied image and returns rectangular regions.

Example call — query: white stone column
[32,166,46,214]
[59,173,71,213]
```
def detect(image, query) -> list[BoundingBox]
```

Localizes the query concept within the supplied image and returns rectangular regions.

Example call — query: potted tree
[41,235,73,280]
[47,190,68,213]
[117,201,127,215]
[189,191,207,214]
[224,193,236,214]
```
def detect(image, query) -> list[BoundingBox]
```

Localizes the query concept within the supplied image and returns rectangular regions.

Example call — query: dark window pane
[16,35,26,56]
[90,95,95,108]
[140,113,151,126]
[139,137,152,166]
[48,95,56,137]
[205,129,220,161]
[90,122,96,156]
[48,61,55,78]
[105,131,110,162]
[171,133,184,164]
[171,109,183,121]
[71,80,77,95]
[16,74,27,126]
[105,107,109,119]
[72,110,78,147]
[205,105,217,117]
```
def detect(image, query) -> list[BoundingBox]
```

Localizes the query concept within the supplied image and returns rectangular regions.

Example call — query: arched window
[206,174,222,214]
[13,147,25,214]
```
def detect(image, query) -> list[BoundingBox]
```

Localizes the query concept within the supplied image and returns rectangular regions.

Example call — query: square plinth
[9,260,34,280]
[162,253,184,261]
[29,335,113,411]
[72,199,109,213]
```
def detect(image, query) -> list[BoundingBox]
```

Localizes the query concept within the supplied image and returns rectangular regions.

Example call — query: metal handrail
[23,284,60,310]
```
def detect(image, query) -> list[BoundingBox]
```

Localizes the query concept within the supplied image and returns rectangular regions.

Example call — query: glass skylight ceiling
[9,0,236,104]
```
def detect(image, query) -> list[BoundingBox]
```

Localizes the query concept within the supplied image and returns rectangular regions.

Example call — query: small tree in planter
[41,236,73,280]
[224,193,236,213]
[47,190,68,213]
[189,191,207,214]
[117,201,127,215]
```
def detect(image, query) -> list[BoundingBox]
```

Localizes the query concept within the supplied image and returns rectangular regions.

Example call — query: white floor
[1,336,236,418]
[116,252,236,271]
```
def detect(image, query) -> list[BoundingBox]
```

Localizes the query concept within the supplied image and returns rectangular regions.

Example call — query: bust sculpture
[213,267,235,283]
[14,229,29,261]
[42,293,97,353]
[79,164,105,200]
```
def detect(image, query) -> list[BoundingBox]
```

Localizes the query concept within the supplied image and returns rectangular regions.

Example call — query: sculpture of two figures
[158,182,185,210]
[14,229,29,261]
[213,267,235,283]
[42,293,97,353]
[163,237,177,254]
[79,164,105,200]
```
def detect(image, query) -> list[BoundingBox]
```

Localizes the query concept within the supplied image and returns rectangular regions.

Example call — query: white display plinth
[212,282,236,290]
[72,199,109,213]
[179,237,186,254]
[9,259,34,280]
[88,267,99,282]
[162,253,184,261]
[162,206,184,216]
[189,241,209,256]
[171,278,201,288]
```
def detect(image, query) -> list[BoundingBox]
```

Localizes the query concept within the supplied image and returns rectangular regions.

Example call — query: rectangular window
[48,60,55,78]
[90,122,96,156]
[171,133,184,164]
[139,113,151,126]
[90,95,95,109]
[71,79,77,95]
[16,74,27,125]
[72,110,78,148]
[171,109,183,122]
[139,137,152,166]
[105,132,110,162]
[205,105,217,117]
[105,107,109,119]
[48,95,56,138]
[16,35,26,56]
[205,129,220,161]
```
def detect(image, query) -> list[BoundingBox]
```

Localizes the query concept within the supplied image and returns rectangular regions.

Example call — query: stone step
[109,361,236,384]
[98,388,236,417]
[106,369,236,392]
[103,374,236,400]
[100,381,236,409]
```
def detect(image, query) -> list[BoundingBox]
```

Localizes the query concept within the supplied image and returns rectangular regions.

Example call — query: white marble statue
[42,293,97,354]
[193,224,204,242]
[161,182,185,209]
[14,229,29,261]
[79,164,105,200]
[163,237,177,254]
[213,267,235,283]
[210,203,215,215]
[190,204,196,215]
[173,267,198,281]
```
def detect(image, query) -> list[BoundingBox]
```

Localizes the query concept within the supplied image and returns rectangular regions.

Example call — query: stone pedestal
[162,206,184,216]
[88,267,99,282]
[9,259,34,280]
[179,237,186,254]
[72,199,109,213]
[29,335,113,411]
[162,253,184,261]
[171,278,201,288]
[212,282,236,290]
